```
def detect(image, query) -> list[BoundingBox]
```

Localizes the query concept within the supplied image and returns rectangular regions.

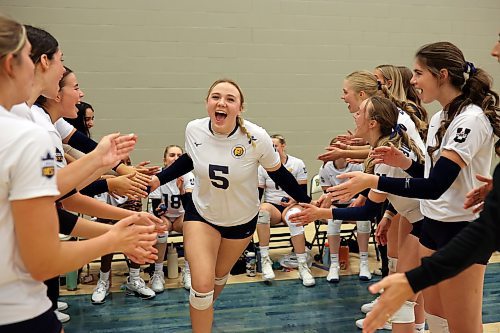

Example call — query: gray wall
[2,0,499,178]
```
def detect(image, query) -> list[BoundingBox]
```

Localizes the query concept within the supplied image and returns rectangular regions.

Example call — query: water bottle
[323,242,330,266]
[245,251,256,277]
[66,270,78,291]
[167,243,179,279]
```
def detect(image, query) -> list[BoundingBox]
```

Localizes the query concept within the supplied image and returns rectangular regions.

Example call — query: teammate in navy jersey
[149,79,312,332]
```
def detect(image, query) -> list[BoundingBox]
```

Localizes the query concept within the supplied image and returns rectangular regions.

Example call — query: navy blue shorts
[0,308,62,333]
[410,219,423,239]
[184,205,257,240]
[270,202,286,214]
[419,217,488,265]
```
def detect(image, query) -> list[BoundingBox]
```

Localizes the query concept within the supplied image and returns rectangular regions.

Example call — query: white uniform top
[149,171,195,218]
[258,155,307,205]
[10,103,75,140]
[319,162,363,205]
[373,112,426,223]
[421,104,494,222]
[30,105,67,169]
[185,118,280,227]
[0,107,59,325]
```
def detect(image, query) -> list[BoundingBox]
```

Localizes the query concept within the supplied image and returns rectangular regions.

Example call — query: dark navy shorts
[419,217,487,265]
[184,205,257,240]
[410,219,423,239]
[270,202,286,214]
[0,308,62,333]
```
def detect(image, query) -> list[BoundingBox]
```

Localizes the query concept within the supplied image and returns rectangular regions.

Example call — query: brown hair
[271,134,286,145]
[163,144,183,159]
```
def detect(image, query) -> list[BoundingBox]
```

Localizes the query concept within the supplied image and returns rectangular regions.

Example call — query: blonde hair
[375,64,407,101]
[363,96,424,174]
[206,79,255,147]
[0,15,27,59]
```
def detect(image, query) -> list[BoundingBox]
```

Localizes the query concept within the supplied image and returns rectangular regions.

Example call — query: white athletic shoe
[361,296,379,314]
[359,261,372,281]
[298,262,315,287]
[150,271,165,293]
[326,264,340,283]
[91,279,110,304]
[126,277,156,299]
[57,301,68,311]
[355,317,392,330]
[182,266,191,290]
[261,255,275,281]
[55,310,70,323]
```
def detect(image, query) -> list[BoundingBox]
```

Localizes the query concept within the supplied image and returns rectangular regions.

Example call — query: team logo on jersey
[41,152,55,179]
[55,147,64,163]
[231,145,246,159]
[248,135,257,145]
[454,127,471,143]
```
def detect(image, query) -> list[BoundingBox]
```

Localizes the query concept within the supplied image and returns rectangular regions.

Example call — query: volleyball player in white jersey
[149,144,195,292]
[0,16,159,332]
[256,134,314,286]
[318,142,369,283]
[149,79,312,332]
[326,42,500,333]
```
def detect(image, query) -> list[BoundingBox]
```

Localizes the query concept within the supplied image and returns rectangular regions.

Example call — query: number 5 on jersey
[209,164,229,189]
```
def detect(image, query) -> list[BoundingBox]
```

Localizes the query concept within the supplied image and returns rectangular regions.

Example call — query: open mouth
[215,110,227,122]
[415,88,423,95]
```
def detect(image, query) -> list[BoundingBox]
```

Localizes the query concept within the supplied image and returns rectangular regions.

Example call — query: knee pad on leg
[257,210,271,224]
[327,219,341,236]
[388,256,398,273]
[189,287,214,311]
[214,273,229,286]
[157,231,168,244]
[391,301,416,324]
[284,207,304,237]
[356,220,371,234]
[425,313,450,333]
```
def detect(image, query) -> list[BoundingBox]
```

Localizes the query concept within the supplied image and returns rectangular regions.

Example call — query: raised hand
[288,203,331,226]
[318,146,345,163]
[94,133,137,170]
[108,173,149,198]
[327,171,377,203]
[370,143,411,169]
[463,174,493,213]
[135,160,161,176]
[362,273,415,333]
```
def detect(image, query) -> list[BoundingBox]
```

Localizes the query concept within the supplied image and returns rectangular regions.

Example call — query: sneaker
[182,267,191,290]
[359,261,372,281]
[355,317,392,330]
[126,277,156,299]
[150,271,165,293]
[261,255,275,281]
[326,264,340,283]
[361,297,379,314]
[57,301,68,311]
[54,310,70,323]
[298,262,315,287]
[91,279,110,304]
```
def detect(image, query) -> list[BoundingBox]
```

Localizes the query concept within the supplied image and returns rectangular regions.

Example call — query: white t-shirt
[397,108,425,153]
[149,171,195,218]
[0,107,59,325]
[10,102,35,122]
[421,104,494,222]
[319,162,363,205]
[258,155,307,205]
[30,105,67,169]
[185,118,280,227]
[54,118,75,141]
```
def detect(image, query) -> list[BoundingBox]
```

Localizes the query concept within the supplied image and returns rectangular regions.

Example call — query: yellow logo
[41,152,55,179]
[231,145,246,159]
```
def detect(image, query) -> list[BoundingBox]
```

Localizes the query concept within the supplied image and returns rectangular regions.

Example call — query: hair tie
[463,61,477,75]
[377,80,383,90]
[389,123,407,139]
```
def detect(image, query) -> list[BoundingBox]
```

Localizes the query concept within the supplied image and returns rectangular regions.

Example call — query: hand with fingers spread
[375,217,391,246]
[93,133,138,170]
[327,171,378,203]
[463,174,493,213]
[318,146,345,163]
[135,160,161,176]
[288,203,332,226]
[362,273,415,333]
[370,143,411,169]
[107,173,149,198]
[149,175,161,193]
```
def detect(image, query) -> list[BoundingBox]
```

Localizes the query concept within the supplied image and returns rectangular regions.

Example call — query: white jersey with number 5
[258,155,307,205]
[185,118,280,226]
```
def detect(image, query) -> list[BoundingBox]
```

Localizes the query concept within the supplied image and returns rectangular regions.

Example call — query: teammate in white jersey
[325,42,500,333]
[149,145,195,292]
[149,79,312,332]
[0,16,159,332]
[256,134,313,286]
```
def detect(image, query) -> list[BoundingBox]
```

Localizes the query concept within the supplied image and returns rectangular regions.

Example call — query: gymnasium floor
[59,226,500,333]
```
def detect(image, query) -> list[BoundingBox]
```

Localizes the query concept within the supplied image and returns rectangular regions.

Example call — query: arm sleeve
[156,154,194,185]
[267,164,311,203]
[180,192,193,211]
[80,179,109,197]
[332,197,383,221]
[377,157,461,199]
[404,160,425,178]
[67,130,98,153]
[386,202,397,215]
[405,164,500,293]
[150,198,162,217]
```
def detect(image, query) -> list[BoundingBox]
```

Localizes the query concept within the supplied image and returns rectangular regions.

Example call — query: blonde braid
[237,115,255,147]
